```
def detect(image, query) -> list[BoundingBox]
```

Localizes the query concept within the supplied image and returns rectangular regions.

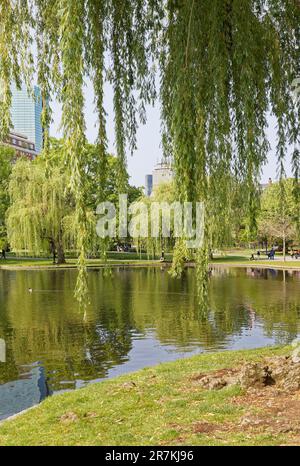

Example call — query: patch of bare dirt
[60,411,79,423]
[163,388,300,444]
[192,356,300,391]
[175,391,300,444]
[189,356,300,443]
[232,387,300,441]
[192,367,240,390]
[193,421,220,434]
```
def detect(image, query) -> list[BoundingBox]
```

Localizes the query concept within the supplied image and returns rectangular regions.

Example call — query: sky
[50,80,293,188]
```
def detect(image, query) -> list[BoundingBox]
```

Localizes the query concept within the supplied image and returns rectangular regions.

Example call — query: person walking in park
[268,248,275,260]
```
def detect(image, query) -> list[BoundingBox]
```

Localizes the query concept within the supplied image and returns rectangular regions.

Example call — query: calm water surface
[1,266,300,419]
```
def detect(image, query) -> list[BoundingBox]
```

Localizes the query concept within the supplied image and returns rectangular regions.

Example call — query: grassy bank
[212,256,300,269]
[0,252,171,269]
[1,250,300,271]
[0,257,162,269]
[0,346,296,446]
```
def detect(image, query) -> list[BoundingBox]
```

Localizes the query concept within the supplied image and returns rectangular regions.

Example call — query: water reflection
[0,364,51,420]
[1,266,300,419]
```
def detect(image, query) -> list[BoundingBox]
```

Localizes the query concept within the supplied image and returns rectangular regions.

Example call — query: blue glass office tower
[145,174,153,197]
[10,82,43,153]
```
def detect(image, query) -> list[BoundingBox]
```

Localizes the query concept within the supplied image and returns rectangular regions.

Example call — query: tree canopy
[6,139,141,262]
[258,179,299,259]
[0,0,299,304]
[0,144,14,250]
[6,155,76,263]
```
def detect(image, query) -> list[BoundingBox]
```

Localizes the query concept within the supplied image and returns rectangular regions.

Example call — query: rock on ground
[193,356,300,392]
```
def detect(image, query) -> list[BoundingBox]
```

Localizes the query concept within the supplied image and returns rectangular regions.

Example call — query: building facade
[11,82,43,153]
[152,162,173,189]
[5,132,37,160]
[260,178,273,191]
[145,162,174,196]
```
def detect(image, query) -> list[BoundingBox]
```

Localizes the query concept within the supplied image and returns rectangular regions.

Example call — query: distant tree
[258,179,299,261]
[84,144,143,208]
[133,181,179,259]
[83,142,143,252]
[6,139,142,260]
[0,145,14,252]
[6,156,76,264]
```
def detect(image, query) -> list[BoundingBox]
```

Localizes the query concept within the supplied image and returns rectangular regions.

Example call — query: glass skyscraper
[145,174,153,196]
[10,82,43,153]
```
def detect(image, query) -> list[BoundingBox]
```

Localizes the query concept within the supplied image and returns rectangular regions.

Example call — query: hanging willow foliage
[0,0,299,307]
[160,0,299,303]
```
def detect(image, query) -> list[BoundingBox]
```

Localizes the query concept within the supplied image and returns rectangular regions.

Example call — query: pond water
[0,266,300,420]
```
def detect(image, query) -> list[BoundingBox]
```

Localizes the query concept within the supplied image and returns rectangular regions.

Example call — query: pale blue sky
[50,80,292,188]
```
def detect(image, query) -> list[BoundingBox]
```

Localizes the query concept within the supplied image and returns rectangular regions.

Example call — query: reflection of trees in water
[1,267,300,390]
[122,268,252,350]
[0,271,20,384]
[209,267,300,345]
[0,270,133,390]
[125,267,300,350]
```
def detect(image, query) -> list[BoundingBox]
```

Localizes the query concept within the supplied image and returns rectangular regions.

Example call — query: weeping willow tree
[0,145,14,247]
[0,0,299,306]
[6,158,76,263]
[161,0,300,299]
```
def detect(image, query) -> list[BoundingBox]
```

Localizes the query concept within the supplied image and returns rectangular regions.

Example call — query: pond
[0,266,300,420]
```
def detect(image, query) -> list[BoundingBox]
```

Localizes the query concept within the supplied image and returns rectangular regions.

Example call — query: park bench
[291,250,300,259]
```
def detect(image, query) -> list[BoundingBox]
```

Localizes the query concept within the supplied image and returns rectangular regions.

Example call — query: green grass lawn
[212,256,300,268]
[0,257,162,268]
[2,249,300,270]
[0,346,294,446]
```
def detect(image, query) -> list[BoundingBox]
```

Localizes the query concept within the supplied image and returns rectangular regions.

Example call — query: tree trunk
[56,227,66,265]
[49,238,56,264]
[57,242,66,265]
[283,235,286,262]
